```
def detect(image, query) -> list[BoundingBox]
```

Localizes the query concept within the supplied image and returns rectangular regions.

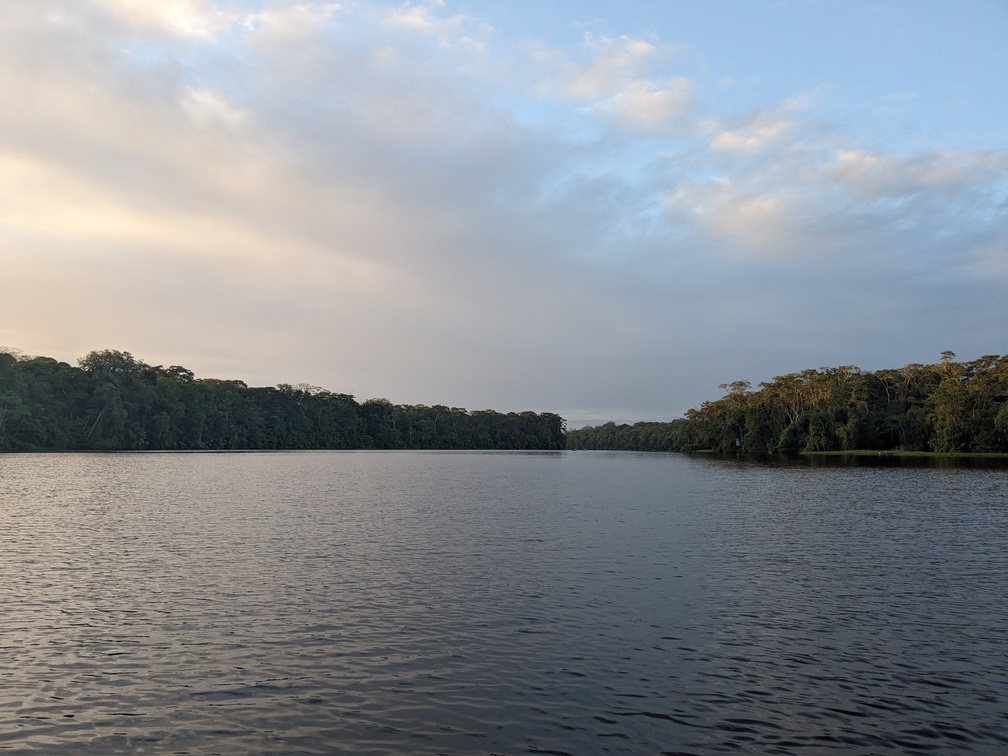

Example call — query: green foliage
[569,354,1008,455]
[0,349,566,451]
[566,420,686,451]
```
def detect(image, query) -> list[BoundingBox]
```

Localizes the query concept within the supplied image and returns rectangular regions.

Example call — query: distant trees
[0,349,566,451]
[6,347,1004,455]
[566,420,686,451]
[567,353,1008,454]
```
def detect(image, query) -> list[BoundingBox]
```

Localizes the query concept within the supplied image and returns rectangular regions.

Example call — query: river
[1,451,1005,754]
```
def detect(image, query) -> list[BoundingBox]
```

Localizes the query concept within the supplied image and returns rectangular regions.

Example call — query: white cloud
[530,33,693,131]
[708,111,794,153]
[88,0,234,38]
[242,2,342,41]
[381,0,490,53]
[781,88,823,111]
[827,148,997,199]
[383,0,447,34]
[591,77,693,131]
[664,176,810,260]
[564,34,660,99]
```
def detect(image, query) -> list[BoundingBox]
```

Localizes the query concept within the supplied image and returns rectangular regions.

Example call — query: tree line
[567,352,1008,454]
[0,349,566,451]
[564,420,686,452]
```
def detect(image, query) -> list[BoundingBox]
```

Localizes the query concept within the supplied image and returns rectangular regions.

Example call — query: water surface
[1,451,1005,753]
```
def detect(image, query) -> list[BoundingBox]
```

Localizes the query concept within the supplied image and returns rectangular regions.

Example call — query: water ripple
[1,451,1005,753]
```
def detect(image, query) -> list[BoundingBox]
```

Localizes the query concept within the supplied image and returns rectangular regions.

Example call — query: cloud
[384,0,445,30]
[183,87,249,129]
[654,117,1008,281]
[590,76,693,132]
[382,0,485,46]
[530,33,694,131]
[242,2,342,42]
[707,111,794,153]
[2,1,1006,421]
[781,88,824,112]
[564,34,660,98]
[827,148,997,199]
[88,0,234,38]
[662,175,812,261]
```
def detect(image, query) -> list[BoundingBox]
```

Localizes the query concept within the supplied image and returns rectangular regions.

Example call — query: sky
[2,0,1006,426]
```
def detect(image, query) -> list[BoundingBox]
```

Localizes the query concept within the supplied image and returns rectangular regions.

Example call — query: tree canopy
[0,349,565,451]
[567,354,1008,454]
[6,348,1004,455]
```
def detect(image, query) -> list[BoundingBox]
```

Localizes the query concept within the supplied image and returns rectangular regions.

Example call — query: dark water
[1,451,1005,754]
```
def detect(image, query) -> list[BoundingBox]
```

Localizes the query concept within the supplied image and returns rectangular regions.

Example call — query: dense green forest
[568,353,1008,454]
[6,348,1005,455]
[565,420,687,452]
[0,349,565,451]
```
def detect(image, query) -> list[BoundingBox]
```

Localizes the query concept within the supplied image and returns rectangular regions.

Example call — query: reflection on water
[1,451,1006,754]
[703,451,1008,469]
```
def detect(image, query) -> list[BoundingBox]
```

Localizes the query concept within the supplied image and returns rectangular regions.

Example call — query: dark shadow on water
[694,452,1008,470]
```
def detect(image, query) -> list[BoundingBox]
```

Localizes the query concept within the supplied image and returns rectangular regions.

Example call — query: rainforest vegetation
[0,349,565,451]
[5,348,1005,455]
[567,352,1008,454]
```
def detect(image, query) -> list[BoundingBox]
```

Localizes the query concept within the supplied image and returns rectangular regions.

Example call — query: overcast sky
[2,1,1006,425]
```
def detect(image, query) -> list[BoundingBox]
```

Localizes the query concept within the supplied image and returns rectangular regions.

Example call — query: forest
[5,349,1005,455]
[567,352,1008,454]
[0,349,566,451]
